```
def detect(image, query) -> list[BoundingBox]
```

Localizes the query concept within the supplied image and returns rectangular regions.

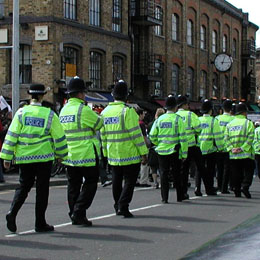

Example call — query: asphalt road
[1,178,260,260]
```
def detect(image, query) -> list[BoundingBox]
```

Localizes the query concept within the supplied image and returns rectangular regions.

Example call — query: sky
[226,0,260,47]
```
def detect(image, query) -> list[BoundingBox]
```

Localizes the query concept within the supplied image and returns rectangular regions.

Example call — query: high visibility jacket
[149,112,188,158]
[215,113,234,152]
[100,101,148,166]
[253,126,260,155]
[0,104,68,164]
[198,114,224,155]
[59,98,103,167]
[224,115,254,159]
[176,109,201,147]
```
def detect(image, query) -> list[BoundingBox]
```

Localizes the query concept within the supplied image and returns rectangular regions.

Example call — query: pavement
[0,171,68,191]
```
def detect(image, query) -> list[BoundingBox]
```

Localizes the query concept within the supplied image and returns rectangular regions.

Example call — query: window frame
[154,6,163,36]
[171,64,180,95]
[187,67,194,99]
[112,55,125,83]
[200,25,206,50]
[89,0,100,26]
[19,44,32,84]
[187,19,193,46]
[89,51,102,89]
[112,0,122,32]
[172,13,179,41]
[64,0,77,20]
[223,34,228,53]
[212,30,218,53]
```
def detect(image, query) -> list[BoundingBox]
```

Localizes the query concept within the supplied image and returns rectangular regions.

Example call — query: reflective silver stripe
[228,135,250,139]
[200,138,213,141]
[157,148,176,154]
[18,113,23,124]
[93,116,101,130]
[215,137,223,141]
[7,130,19,138]
[179,138,187,142]
[77,104,84,129]
[107,133,143,143]
[1,149,14,155]
[175,116,178,133]
[67,136,95,141]
[19,133,49,138]
[188,112,192,129]
[193,125,200,130]
[44,110,54,135]
[121,107,127,130]
[188,141,196,146]
[157,134,178,138]
[55,135,66,143]
[161,140,178,144]
[3,140,16,146]
[200,133,214,136]
[136,142,146,147]
[65,128,92,134]
[55,144,68,151]
[230,153,252,158]
[17,138,53,146]
[105,126,139,135]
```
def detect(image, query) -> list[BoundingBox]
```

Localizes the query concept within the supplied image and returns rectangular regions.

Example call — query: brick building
[0,0,258,110]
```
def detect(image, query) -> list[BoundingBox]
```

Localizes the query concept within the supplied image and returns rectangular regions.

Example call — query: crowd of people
[0,77,259,233]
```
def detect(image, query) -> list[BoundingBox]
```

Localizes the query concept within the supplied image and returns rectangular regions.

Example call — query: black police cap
[200,99,213,114]
[28,84,47,95]
[66,77,87,94]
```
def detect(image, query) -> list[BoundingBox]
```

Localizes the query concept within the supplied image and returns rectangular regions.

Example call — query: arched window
[232,38,237,58]
[187,67,194,99]
[112,0,122,32]
[223,75,229,98]
[155,6,163,36]
[61,47,78,84]
[89,0,100,26]
[19,44,32,84]
[112,55,124,82]
[212,30,217,53]
[89,51,102,89]
[187,20,193,46]
[212,72,219,98]
[171,64,179,95]
[64,0,77,20]
[172,14,179,41]
[223,35,228,53]
[200,70,207,98]
[200,25,206,50]
[233,77,239,99]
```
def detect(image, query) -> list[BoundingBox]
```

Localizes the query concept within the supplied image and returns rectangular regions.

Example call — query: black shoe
[71,215,93,226]
[0,179,5,183]
[35,224,54,232]
[206,191,217,196]
[194,190,203,196]
[235,191,241,197]
[241,189,251,199]
[135,183,141,187]
[161,200,168,204]
[118,210,134,218]
[102,180,112,187]
[221,190,230,194]
[139,184,151,187]
[182,193,189,200]
[6,212,17,233]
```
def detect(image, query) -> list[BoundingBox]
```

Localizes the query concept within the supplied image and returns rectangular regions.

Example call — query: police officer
[100,80,148,218]
[176,95,205,198]
[224,103,255,198]
[0,83,68,233]
[215,99,234,193]
[198,100,224,195]
[149,95,188,203]
[59,76,103,226]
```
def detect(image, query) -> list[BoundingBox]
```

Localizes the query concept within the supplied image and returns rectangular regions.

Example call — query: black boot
[6,212,17,233]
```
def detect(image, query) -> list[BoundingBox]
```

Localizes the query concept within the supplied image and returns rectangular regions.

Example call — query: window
[89,51,102,89]
[233,77,238,99]
[89,0,100,26]
[223,75,229,98]
[19,44,32,84]
[61,47,78,84]
[200,70,207,98]
[200,25,206,50]
[187,20,193,46]
[212,30,217,53]
[112,55,124,83]
[232,39,237,58]
[171,64,179,95]
[154,59,163,76]
[172,14,179,41]
[212,72,219,98]
[64,0,77,20]
[112,0,122,32]
[223,35,227,53]
[187,67,194,99]
[154,6,162,36]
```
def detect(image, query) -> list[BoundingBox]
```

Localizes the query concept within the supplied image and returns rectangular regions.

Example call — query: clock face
[214,53,233,72]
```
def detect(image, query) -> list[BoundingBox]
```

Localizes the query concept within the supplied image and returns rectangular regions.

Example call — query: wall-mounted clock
[214,53,233,72]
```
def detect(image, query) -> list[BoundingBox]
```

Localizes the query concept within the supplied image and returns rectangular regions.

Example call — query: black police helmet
[235,102,248,115]
[200,99,213,114]
[112,80,128,100]
[66,77,87,94]
[176,95,188,107]
[165,95,177,110]
[28,84,47,95]
[222,99,233,112]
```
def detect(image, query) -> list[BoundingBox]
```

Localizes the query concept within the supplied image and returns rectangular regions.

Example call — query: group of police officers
[0,78,258,233]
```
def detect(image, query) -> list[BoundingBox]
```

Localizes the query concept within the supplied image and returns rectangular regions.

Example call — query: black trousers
[230,158,254,193]
[9,161,53,227]
[158,152,182,202]
[201,152,217,192]
[182,146,208,193]
[255,155,260,179]
[111,163,140,212]
[216,152,231,192]
[67,165,99,218]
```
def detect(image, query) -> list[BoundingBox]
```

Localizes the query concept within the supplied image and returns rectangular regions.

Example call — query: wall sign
[0,29,8,43]
[35,26,48,41]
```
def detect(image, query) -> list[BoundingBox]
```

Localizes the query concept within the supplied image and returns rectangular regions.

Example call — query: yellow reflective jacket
[0,104,68,164]
[100,101,148,166]
[59,98,103,167]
